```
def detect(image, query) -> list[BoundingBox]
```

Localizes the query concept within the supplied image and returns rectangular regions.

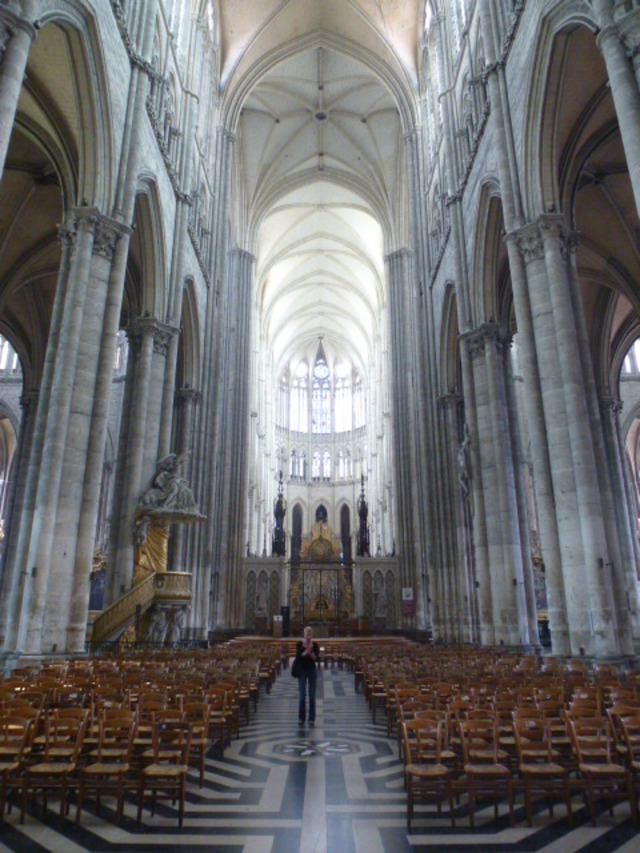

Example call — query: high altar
[289,522,354,631]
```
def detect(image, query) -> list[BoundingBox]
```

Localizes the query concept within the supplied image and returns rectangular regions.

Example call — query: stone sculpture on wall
[140,453,196,510]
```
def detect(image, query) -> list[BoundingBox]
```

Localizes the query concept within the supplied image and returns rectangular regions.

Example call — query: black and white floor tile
[2,666,640,852]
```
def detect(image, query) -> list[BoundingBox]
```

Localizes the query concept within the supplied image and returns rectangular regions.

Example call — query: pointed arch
[130,180,168,319]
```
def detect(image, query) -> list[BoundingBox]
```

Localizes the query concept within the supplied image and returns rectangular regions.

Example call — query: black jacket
[296,640,320,671]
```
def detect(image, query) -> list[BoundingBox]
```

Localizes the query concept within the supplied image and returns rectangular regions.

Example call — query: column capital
[459,322,506,360]
[437,392,461,410]
[536,212,567,241]
[176,386,202,406]
[19,388,38,410]
[615,7,640,58]
[600,394,624,415]
[0,9,37,45]
[506,221,545,265]
[536,214,581,259]
[67,207,129,260]
[127,316,179,355]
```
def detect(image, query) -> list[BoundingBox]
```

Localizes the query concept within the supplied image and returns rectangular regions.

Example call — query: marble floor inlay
[1,665,640,852]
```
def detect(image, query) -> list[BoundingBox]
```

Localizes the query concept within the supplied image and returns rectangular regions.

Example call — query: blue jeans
[298,666,317,722]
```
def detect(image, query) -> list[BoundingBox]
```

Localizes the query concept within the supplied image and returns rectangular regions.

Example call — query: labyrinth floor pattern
[2,665,640,852]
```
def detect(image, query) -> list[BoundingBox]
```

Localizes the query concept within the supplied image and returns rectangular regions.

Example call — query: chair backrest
[514,718,553,762]
[459,719,500,765]
[568,717,614,764]
[402,717,445,765]
[606,703,640,743]
[151,721,193,766]
[43,714,87,761]
[620,713,640,764]
[96,717,135,761]
[183,702,210,727]
[0,716,31,759]
[152,708,184,727]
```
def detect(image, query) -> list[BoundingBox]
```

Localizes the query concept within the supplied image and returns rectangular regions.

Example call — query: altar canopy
[289,522,353,628]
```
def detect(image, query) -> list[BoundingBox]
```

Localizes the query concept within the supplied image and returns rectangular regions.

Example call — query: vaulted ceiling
[218,0,423,378]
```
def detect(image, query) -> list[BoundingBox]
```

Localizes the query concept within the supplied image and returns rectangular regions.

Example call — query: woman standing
[296,625,320,726]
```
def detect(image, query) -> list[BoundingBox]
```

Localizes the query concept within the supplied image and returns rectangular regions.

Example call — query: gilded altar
[289,522,353,626]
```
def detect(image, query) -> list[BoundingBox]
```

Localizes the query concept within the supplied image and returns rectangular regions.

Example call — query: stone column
[386,248,427,627]
[212,248,254,628]
[104,331,136,607]
[439,393,474,642]
[405,129,440,634]
[539,215,619,656]
[504,344,539,647]
[564,227,635,654]
[111,318,156,595]
[461,330,495,645]
[0,10,36,182]
[593,0,640,218]
[170,386,200,573]
[141,321,178,487]
[0,221,74,651]
[64,218,133,651]
[615,5,640,93]
[476,0,570,653]
[600,396,640,649]
[20,209,105,655]
[195,126,234,634]
[41,214,124,653]
[0,389,37,629]
[506,228,570,655]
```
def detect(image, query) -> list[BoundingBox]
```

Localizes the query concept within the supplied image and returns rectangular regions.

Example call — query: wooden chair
[459,718,514,827]
[568,717,636,826]
[137,720,192,827]
[183,702,210,787]
[0,717,31,818]
[76,715,135,825]
[514,717,572,827]
[402,718,456,830]
[621,713,640,820]
[20,713,87,822]
[606,704,640,766]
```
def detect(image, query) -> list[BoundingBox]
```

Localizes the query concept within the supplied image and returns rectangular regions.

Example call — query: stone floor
[2,664,640,852]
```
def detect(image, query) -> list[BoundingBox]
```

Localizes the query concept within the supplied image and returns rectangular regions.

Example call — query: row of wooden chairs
[0,709,197,827]
[0,640,288,826]
[402,710,640,831]
[347,641,640,830]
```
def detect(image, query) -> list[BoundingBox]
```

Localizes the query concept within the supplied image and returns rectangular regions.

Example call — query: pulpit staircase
[88,571,192,644]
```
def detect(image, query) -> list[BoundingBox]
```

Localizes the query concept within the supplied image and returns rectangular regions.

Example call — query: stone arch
[471,180,508,331]
[520,3,598,219]
[439,282,461,396]
[130,181,168,319]
[176,278,201,390]
[33,5,116,210]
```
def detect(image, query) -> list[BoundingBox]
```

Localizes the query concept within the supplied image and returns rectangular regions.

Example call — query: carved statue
[140,453,195,511]
[357,474,369,557]
[145,607,168,644]
[165,607,186,645]
[272,471,287,557]
[375,590,387,618]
